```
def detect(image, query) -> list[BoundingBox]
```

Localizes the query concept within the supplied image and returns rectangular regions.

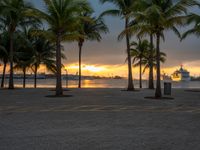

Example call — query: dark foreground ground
[0,88,200,150]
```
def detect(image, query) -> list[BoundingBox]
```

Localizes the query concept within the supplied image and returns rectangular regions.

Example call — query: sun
[84,66,105,72]
[67,64,106,73]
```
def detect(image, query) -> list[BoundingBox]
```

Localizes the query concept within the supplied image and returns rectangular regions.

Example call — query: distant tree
[32,35,57,88]
[140,49,166,79]
[14,31,34,88]
[17,25,57,88]
[130,39,149,88]
[14,51,33,88]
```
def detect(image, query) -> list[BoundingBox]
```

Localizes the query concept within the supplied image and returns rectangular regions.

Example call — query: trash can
[164,82,171,95]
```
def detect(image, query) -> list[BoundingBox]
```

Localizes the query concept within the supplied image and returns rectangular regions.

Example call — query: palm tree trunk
[139,57,142,88]
[55,32,63,96]
[23,67,26,88]
[34,65,37,88]
[149,34,154,89]
[8,31,14,89]
[78,41,83,88]
[1,61,7,88]
[155,32,162,98]
[125,18,134,91]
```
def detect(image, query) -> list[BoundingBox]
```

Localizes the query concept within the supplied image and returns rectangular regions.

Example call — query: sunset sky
[1,0,200,78]
[63,0,200,77]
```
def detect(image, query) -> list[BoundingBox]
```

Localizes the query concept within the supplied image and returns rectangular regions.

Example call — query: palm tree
[18,25,57,88]
[140,49,166,79]
[130,39,166,89]
[0,11,9,88]
[100,0,136,91]
[123,0,198,97]
[32,35,57,88]
[0,0,36,89]
[0,18,8,88]
[14,52,33,88]
[130,39,149,88]
[0,32,9,88]
[34,0,91,96]
[13,29,34,88]
[77,12,108,88]
[182,14,200,39]
[118,0,158,90]
[151,0,198,98]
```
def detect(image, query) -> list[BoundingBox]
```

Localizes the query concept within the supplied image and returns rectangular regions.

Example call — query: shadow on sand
[144,96,174,100]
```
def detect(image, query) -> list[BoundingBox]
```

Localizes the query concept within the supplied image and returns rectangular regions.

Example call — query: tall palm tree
[100,0,136,91]
[151,0,198,98]
[130,39,149,88]
[77,12,108,88]
[0,32,9,88]
[0,0,36,89]
[123,0,198,97]
[0,18,9,89]
[118,0,158,90]
[34,0,91,96]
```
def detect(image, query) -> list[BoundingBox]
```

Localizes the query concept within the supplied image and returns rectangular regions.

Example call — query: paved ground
[0,88,200,150]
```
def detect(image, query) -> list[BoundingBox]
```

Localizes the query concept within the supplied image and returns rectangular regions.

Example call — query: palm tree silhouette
[0,32,9,88]
[77,12,108,88]
[182,13,200,39]
[130,39,149,88]
[100,0,136,91]
[0,0,36,89]
[32,35,57,88]
[121,0,198,97]
[34,0,91,96]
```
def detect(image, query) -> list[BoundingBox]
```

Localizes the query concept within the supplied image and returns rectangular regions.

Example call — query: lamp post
[64,66,68,89]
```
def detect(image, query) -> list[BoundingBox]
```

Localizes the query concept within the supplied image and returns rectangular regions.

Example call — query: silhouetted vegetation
[0,0,199,98]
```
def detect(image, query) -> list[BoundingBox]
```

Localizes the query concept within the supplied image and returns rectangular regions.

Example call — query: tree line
[0,0,199,98]
[101,0,200,98]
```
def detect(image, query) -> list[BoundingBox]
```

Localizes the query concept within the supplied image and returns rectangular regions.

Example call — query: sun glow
[84,66,105,72]
[66,64,128,77]
[68,64,106,73]
[1,63,200,78]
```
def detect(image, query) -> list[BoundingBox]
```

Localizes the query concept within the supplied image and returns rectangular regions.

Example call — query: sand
[0,88,200,150]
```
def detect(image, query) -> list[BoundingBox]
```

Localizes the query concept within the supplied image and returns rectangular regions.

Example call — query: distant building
[171,66,191,81]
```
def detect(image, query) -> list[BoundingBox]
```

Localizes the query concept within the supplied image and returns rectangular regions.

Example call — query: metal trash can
[164,82,171,95]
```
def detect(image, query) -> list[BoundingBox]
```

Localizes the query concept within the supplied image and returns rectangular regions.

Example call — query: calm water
[2,78,200,89]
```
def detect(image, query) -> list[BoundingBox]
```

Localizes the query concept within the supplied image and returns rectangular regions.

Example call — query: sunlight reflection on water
[2,79,200,89]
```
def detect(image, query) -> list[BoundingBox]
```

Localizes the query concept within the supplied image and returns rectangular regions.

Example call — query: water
[2,78,200,89]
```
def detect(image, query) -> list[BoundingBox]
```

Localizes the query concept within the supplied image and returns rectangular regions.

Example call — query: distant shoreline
[1,74,200,81]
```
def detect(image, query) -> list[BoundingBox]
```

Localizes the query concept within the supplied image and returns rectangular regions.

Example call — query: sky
[24,0,200,77]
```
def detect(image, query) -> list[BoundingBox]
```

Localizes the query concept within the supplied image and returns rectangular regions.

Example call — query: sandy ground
[0,88,200,150]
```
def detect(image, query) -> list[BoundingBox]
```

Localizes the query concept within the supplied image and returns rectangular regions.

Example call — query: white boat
[171,66,191,81]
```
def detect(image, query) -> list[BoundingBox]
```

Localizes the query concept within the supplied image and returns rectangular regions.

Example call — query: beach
[1,0,200,149]
[0,88,200,150]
